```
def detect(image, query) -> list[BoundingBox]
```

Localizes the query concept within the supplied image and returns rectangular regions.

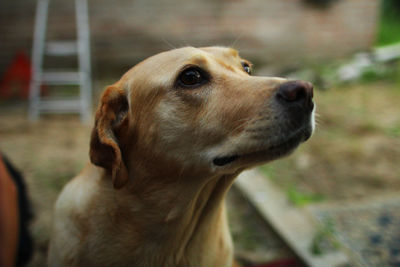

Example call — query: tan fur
[48,46,314,267]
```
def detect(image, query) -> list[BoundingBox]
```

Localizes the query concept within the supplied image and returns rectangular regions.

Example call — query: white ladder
[29,0,92,123]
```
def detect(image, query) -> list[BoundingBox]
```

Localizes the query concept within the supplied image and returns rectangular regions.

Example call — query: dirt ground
[0,111,91,266]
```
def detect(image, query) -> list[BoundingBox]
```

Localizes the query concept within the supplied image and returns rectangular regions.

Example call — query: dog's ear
[89,85,130,189]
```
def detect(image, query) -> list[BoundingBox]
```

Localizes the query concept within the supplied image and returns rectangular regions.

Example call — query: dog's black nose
[276,80,314,111]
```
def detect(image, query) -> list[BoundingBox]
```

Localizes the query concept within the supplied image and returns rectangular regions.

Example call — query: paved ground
[311,195,400,267]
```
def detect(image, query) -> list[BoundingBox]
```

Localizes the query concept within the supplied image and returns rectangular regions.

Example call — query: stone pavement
[310,195,400,267]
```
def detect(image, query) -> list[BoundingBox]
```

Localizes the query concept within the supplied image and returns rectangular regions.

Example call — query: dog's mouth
[212,126,312,167]
[213,155,239,166]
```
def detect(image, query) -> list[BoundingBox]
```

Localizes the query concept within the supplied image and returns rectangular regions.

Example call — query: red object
[0,51,38,100]
[0,155,19,267]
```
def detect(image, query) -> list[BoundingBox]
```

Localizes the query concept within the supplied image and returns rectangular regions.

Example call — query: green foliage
[303,0,339,8]
[260,165,324,206]
[386,124,400,138]
[377,0,400,46]
[260,165,325,206]
[359,63,399,83]
[310,219,340,255]
[259,165,276,180]
[286,186,324,206]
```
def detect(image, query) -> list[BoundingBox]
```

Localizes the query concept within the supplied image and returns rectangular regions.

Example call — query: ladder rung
[46,41,78,56]
[41,71,82,85]
[37,98,82,112]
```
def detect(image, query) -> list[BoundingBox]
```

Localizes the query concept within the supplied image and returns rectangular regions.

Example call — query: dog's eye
[179,68,205,87]
[241,62,251,75]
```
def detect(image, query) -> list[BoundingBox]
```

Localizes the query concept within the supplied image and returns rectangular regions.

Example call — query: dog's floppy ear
[90,85,130,189]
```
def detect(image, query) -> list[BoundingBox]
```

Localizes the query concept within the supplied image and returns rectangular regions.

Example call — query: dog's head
[90,47,315,188]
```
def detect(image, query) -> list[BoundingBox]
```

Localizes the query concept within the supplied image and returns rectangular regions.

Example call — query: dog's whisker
[230,32,244,49]
[315,120,325,129]
[178,37,191,48]
[232,114,268,132]
[231,118,252,133]
[161,37,177,50]
[314,116,326,126]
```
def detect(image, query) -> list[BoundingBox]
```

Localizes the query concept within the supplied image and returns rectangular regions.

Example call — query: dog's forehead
[167,46,240,60]
[140,46,241,69]
[199,46,240,59]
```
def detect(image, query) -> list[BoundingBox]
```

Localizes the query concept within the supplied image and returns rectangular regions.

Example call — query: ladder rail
[29,0,92,123]
[29,0,50,121]
[76,0,92,123]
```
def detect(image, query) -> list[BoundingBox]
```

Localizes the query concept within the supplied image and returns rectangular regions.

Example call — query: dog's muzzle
[212,80,315,167]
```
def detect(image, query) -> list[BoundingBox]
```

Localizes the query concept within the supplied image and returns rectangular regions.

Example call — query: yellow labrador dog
[48,47,314,267]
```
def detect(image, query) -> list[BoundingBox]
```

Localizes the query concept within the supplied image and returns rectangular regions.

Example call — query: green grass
[386,124,400,137]
[259,165,324,206]
[310,219,340,256]
[286,186,324,207]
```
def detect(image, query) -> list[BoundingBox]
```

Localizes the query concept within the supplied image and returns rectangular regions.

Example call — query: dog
[48,46,314,267]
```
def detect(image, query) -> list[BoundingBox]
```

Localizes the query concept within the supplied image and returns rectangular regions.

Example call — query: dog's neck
[106,163,238,266]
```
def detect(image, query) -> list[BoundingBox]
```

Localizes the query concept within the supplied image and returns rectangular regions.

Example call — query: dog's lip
[213,155,239,166]
[212,126,311,167]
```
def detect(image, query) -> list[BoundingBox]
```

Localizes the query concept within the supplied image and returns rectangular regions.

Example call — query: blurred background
[0,0,399,266]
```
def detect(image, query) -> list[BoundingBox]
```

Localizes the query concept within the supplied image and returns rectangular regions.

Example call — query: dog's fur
[48,46,314,267]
